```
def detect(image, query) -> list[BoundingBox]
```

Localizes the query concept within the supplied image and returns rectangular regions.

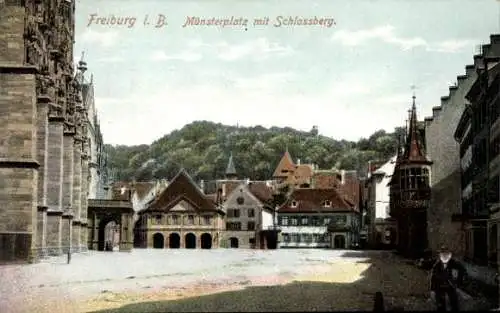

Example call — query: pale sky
[74,0,499,146]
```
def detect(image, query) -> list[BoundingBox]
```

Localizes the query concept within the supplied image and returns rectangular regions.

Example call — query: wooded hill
[105,121,407,182]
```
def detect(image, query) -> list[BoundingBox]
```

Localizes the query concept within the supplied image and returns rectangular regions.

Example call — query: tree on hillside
[105,122,403,182]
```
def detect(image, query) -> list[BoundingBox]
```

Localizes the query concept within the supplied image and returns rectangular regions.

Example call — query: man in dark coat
[429,245,467,311]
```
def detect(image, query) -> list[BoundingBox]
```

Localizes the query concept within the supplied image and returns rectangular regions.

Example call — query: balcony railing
[265,225,281,231]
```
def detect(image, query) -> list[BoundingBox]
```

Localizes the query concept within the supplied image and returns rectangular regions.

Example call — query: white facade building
[366,156,398,246]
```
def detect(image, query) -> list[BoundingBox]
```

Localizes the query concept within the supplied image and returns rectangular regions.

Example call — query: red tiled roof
[340,178,360,207]
[144,169,217,213]
[312,172,340,189]
[248,182,273,203]
[273,151,296,178]
[292,164,313,186]
[205,193,218,204]
[402,100,431,164]
[279,188,355,213]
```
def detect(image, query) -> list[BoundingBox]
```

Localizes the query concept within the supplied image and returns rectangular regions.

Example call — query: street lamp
[66,208,73,264]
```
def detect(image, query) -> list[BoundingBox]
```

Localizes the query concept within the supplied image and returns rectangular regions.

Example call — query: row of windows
[398,168,430,190]
[152,214,212,226]
[278,215,347,226]
[227,208,255,218]
[462,188,490,218]
[282,233,328,243]
[226,221,255,231]
[290,200,332,208]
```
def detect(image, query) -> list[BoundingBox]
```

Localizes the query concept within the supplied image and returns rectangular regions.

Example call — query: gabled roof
[248,182,274,203]
[273,150,296,178]
[142,169,219,214]
[279,188,356,213]
[340,176,360,207]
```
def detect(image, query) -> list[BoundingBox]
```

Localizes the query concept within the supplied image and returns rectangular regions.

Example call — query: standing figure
[429,245,467,311]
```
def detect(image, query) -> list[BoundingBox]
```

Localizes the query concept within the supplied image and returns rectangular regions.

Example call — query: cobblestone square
[0,249,491,312]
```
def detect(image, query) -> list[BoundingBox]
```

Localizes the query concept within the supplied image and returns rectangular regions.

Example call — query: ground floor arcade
[143,230,220,249]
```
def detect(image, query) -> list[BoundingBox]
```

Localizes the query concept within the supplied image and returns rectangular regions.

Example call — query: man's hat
[439,245,451,253]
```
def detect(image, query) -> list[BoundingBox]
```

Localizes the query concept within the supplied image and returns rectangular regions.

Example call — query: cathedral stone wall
[0,0,100,262]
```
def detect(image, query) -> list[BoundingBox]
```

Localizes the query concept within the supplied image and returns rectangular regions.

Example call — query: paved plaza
[0,249,493,312]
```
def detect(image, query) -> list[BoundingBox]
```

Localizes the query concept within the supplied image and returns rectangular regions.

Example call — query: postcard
[0,0,498,312]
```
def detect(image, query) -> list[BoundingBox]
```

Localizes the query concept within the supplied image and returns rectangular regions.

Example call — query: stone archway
[229,237,239,248]
[201,233,212,249]
[169,233,180,248]
[185,233,196,249]
[334,235,346,249]
[97,217,120,251]
[88,200,134,252]
[153,233,164,249]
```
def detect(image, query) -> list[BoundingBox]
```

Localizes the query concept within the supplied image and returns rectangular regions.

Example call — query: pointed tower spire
[225,152,237,180]
[272,149,295,178]
[401,92,430,164]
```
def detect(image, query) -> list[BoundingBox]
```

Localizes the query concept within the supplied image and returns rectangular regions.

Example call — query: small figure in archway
[429,245,467,311]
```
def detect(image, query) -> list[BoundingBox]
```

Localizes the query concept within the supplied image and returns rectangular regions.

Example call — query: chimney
[120,186,126,195]
[246,178,250,185]
[297,158,301,165]
[222,183,226,197]
[200,179,205,192]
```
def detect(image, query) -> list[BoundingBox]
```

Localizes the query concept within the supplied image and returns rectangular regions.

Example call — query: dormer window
[237,196,245,205]
[290,200,298,208]
[323,200,332,207]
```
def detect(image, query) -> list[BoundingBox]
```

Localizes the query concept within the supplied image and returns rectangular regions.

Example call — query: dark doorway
[185,233,196,249]
[334,235,346,249]
[153,233,164,249]
[266,232,278,249]
[169,233,180,248]
[201,233,212,249]
[474,225,488,264]
[97,218,120,251]
[133,217,146,248]
[229,237,239,248]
